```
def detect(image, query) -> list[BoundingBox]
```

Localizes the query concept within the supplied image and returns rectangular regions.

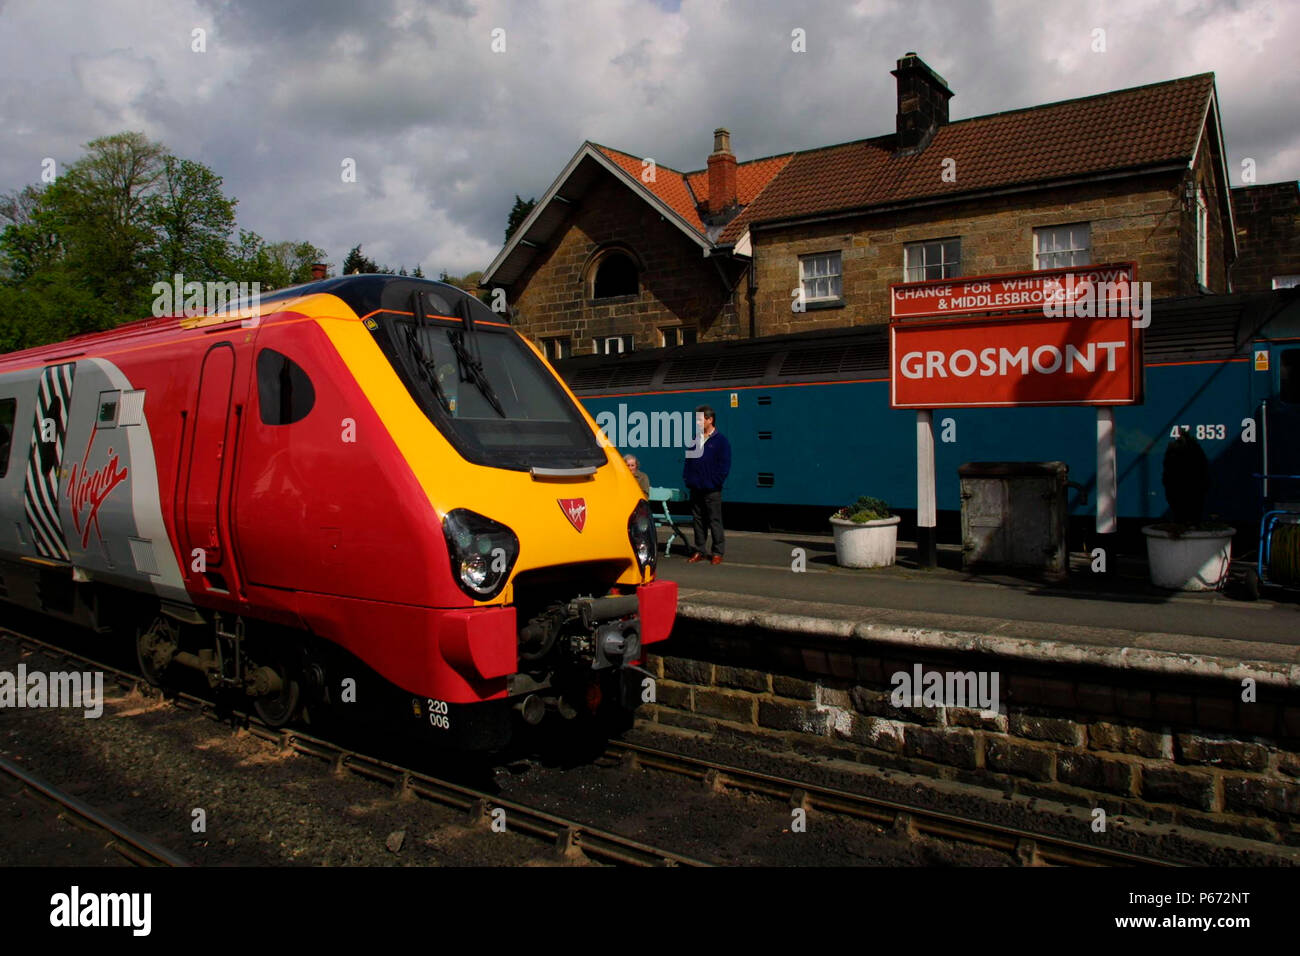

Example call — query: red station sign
[889,264,1144,409]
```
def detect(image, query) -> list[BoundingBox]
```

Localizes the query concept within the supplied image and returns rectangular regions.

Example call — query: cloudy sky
[1,0,1296,277]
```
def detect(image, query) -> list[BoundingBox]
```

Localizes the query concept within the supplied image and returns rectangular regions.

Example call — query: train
[555,289,1300,539]
[0,275,675,750]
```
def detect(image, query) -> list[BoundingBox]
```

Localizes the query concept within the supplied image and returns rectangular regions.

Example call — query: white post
[917,409,937,567]
[1096,406,1116,534]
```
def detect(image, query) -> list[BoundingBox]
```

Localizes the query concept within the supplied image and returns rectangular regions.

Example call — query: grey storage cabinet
[958,461,1069,580]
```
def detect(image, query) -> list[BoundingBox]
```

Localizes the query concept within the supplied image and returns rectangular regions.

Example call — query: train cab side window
[1282,349,1300,405]
[0,398,13,478]
[256,349,316,425]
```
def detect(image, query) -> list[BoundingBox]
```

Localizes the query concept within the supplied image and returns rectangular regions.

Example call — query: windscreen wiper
[450,297,506,418]
[406,292,451,413]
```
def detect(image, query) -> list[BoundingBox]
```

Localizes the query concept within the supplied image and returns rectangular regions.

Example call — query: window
[661,327,697,348]
[1196,189,1209,288]
[0,398,13,478]
[799,252,842,303]
[1281,349,1300,405]
[1273,276,1300,290]
[1034,224,1091,269]
[592,252,638,298]
[904,238,961,281]
[595,335,634,355]
[257,349,316,425]
[542,336,572,361]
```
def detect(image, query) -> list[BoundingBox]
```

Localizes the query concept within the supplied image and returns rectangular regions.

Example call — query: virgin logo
[68,440,128,549]
[558,498,587,533]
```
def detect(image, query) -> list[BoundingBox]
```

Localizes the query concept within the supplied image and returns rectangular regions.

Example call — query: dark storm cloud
[0,0,1296,276]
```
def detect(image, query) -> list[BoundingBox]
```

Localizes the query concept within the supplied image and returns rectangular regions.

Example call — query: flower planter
[1141,525,1234,591]
[831,515,900,568]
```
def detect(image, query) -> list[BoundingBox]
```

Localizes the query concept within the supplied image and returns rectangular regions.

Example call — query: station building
[482,53,1254,358]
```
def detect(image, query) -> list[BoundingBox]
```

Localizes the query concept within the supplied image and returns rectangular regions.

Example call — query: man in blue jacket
[683,404,731,564]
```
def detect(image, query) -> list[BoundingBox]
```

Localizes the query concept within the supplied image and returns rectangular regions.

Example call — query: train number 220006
[426,699,451,729]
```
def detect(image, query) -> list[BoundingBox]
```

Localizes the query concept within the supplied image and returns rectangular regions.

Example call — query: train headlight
[627,499,657,574]
[442,509,519,600]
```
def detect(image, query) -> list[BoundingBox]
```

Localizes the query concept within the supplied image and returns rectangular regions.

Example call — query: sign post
[889,263,1143,574]
[1096,406,1117,576]
[917,410,937,568]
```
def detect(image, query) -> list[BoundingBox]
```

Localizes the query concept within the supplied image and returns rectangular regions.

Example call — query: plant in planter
[830,496,901,568]
[1141,431,1235,590]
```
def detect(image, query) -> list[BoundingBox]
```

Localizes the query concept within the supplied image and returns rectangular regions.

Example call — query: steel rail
[607,739,1181,867]
[0,755,190,867]
[0,628,709,868]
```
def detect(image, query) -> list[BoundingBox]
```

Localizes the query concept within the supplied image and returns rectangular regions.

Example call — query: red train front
[0,275,676,749]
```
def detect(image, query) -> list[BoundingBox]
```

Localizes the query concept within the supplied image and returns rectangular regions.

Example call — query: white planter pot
[1142,525,1235,591]
[831,515,900,568]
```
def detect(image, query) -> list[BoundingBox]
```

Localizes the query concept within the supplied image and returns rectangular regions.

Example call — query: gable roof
[483,71,1222,288]
[721,73,1216,243]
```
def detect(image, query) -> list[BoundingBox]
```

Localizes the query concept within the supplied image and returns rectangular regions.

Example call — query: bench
[648,486,690,556]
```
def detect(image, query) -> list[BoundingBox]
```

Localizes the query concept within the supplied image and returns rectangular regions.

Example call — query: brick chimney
[707,128,738,216]
[310,263,328,280]
[891,53,953,153]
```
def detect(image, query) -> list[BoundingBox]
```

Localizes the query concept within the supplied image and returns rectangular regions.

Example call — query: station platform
[655,528,1300,685]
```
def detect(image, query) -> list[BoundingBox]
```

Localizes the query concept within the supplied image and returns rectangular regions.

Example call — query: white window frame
[595,335,634,355]
[1196,189,1209,288]
[1033,223,1092,270]
[660,326,697,348]
[798,252,843,303]
[542,336,571,361]
[904,238,961,282]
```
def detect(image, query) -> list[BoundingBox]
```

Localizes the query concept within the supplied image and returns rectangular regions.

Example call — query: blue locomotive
[556,289,1300,537]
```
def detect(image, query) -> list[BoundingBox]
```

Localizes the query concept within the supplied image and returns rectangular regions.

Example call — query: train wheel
[253,658,302,728]
[136,617,178,688]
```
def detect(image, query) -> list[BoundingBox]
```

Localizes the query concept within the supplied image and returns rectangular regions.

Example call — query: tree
[341,244,380,275]
[0,130,330,350]
[149,155,237,281]
[505,195,537,242]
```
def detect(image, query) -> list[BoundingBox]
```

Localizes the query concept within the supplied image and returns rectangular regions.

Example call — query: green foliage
[0,131,328,352]
[341,244,381,275]
[832,496,892,523]
[506,194,536,242]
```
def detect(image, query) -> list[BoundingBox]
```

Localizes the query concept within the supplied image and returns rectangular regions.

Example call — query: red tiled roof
[595,145,793,235]
[718,73,1214,243]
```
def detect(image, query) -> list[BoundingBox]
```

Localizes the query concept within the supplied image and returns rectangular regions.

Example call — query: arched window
[592,252,638,299]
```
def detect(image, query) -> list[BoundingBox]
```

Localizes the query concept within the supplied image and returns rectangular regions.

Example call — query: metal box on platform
[958,461,1069,580]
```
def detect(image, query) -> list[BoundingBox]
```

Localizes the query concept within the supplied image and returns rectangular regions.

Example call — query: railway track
[606,740,1180,867]
[0,627,708,868]
[0,754,190,867]
[3,626,1183,866]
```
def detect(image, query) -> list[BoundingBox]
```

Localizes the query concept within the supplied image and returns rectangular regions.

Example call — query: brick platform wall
[643,622,1300,843]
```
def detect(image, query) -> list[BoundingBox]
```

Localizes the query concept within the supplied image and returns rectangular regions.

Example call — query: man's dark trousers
[690,488,724,557]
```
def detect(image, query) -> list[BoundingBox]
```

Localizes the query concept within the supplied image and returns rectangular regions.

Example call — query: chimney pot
[310,262,328,280]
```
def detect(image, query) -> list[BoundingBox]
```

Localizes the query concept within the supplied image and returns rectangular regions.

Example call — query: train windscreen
[375,315,606,471]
